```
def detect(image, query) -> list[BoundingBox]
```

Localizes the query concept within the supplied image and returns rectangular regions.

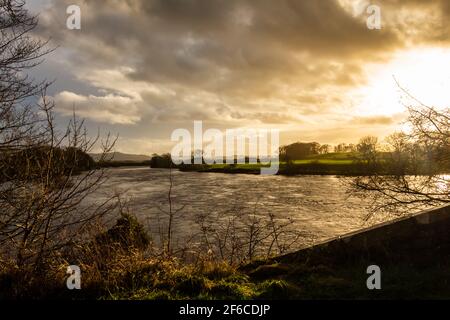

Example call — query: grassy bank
[0,214,296,300]
[178,153,373,176]
[3,206,450,300]
[176,152,449,176]
[242,205,450,299]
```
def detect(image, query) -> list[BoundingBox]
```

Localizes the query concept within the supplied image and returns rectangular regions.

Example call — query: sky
[27,0,450,155]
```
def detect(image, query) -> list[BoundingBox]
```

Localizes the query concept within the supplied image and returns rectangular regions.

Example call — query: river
[84,166,399,255]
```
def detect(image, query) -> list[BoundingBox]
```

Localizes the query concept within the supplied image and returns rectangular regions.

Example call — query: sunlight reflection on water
[85,167,397,251]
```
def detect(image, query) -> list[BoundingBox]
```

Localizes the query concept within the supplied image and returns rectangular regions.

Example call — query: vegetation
[0,0,116,278]
[4,207,450,300]
[172,152,393,176]
[0,213,297,300]
[1,0,448,301]
[94,152,151,168]
[350,91,449,214]
[150,132,448,177]
[96,160,151,168]
[1,146,95,182]
[0,1,302,300]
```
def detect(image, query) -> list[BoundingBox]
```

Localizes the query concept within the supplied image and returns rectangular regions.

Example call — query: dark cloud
[28,0,450,152]
[36,0,399,94]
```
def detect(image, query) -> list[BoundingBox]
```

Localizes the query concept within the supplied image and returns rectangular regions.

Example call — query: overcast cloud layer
[29,0,450,154]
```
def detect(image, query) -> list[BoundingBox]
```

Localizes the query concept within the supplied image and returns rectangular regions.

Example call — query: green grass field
[292,159,354,165]
[199,153,361,174]
[208,153,358,167]
[176,152,399,175]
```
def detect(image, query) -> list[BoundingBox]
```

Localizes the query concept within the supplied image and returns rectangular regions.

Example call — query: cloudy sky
[28,0,450,154]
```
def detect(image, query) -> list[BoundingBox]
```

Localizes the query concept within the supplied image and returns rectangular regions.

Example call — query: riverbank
[241,205,450,299]
[146,152,355,175]
[81,204,450,300]
[96,160,151,168]
[178,161,367,176]
[172,153,373,176]
[3,205,449,299]
[159,152,450,176]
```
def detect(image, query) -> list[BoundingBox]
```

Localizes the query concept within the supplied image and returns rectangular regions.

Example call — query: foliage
[0,0,116,272]
[350,92,449,214]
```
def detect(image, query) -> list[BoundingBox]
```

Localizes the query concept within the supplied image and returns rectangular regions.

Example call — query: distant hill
[89,152,150,162]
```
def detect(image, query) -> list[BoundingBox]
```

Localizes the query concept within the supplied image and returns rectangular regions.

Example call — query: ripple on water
[84,167,391,250]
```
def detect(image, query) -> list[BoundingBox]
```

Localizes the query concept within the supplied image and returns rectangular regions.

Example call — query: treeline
[0,146,154,181]
[149,141,356,167]
[148,135,449,176]
[0,146,95,182]
[96,160,151,168]
[279,141,369,161]
[149,153,173,168]
[280,142,329,161]
[279,142,363,160]
[149,153,271,169]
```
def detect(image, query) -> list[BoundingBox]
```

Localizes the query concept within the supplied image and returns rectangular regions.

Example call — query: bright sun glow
[354,47,450,117]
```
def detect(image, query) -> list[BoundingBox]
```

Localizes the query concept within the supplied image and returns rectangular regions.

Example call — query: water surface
[87,167,392,251]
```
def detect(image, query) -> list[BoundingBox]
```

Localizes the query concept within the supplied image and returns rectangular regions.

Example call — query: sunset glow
[2,0,449,304]
[355,48,450,117]
[26,0,450,153]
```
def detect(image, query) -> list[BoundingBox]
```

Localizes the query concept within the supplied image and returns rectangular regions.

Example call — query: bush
[94,214,151,251]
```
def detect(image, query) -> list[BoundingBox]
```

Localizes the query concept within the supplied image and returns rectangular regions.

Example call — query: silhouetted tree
[356,136,378,166]
[0,0,116,269]
[350,93,449,215]
[280,142,321,161]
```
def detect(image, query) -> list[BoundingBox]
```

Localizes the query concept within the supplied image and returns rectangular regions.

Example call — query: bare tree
[350,87,449,216]
[194,197,303,265]
[156,165,185,256]
[0,0,117,269]
[0,0,53,151]
[356,136,378,166]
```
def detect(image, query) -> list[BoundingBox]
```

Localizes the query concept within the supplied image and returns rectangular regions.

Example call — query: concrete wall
[276,205,450,265]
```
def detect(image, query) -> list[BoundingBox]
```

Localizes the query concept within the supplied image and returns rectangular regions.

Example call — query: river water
[85,167,397,254]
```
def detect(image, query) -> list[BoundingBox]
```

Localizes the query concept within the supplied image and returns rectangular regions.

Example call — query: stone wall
[275,205,450,266]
